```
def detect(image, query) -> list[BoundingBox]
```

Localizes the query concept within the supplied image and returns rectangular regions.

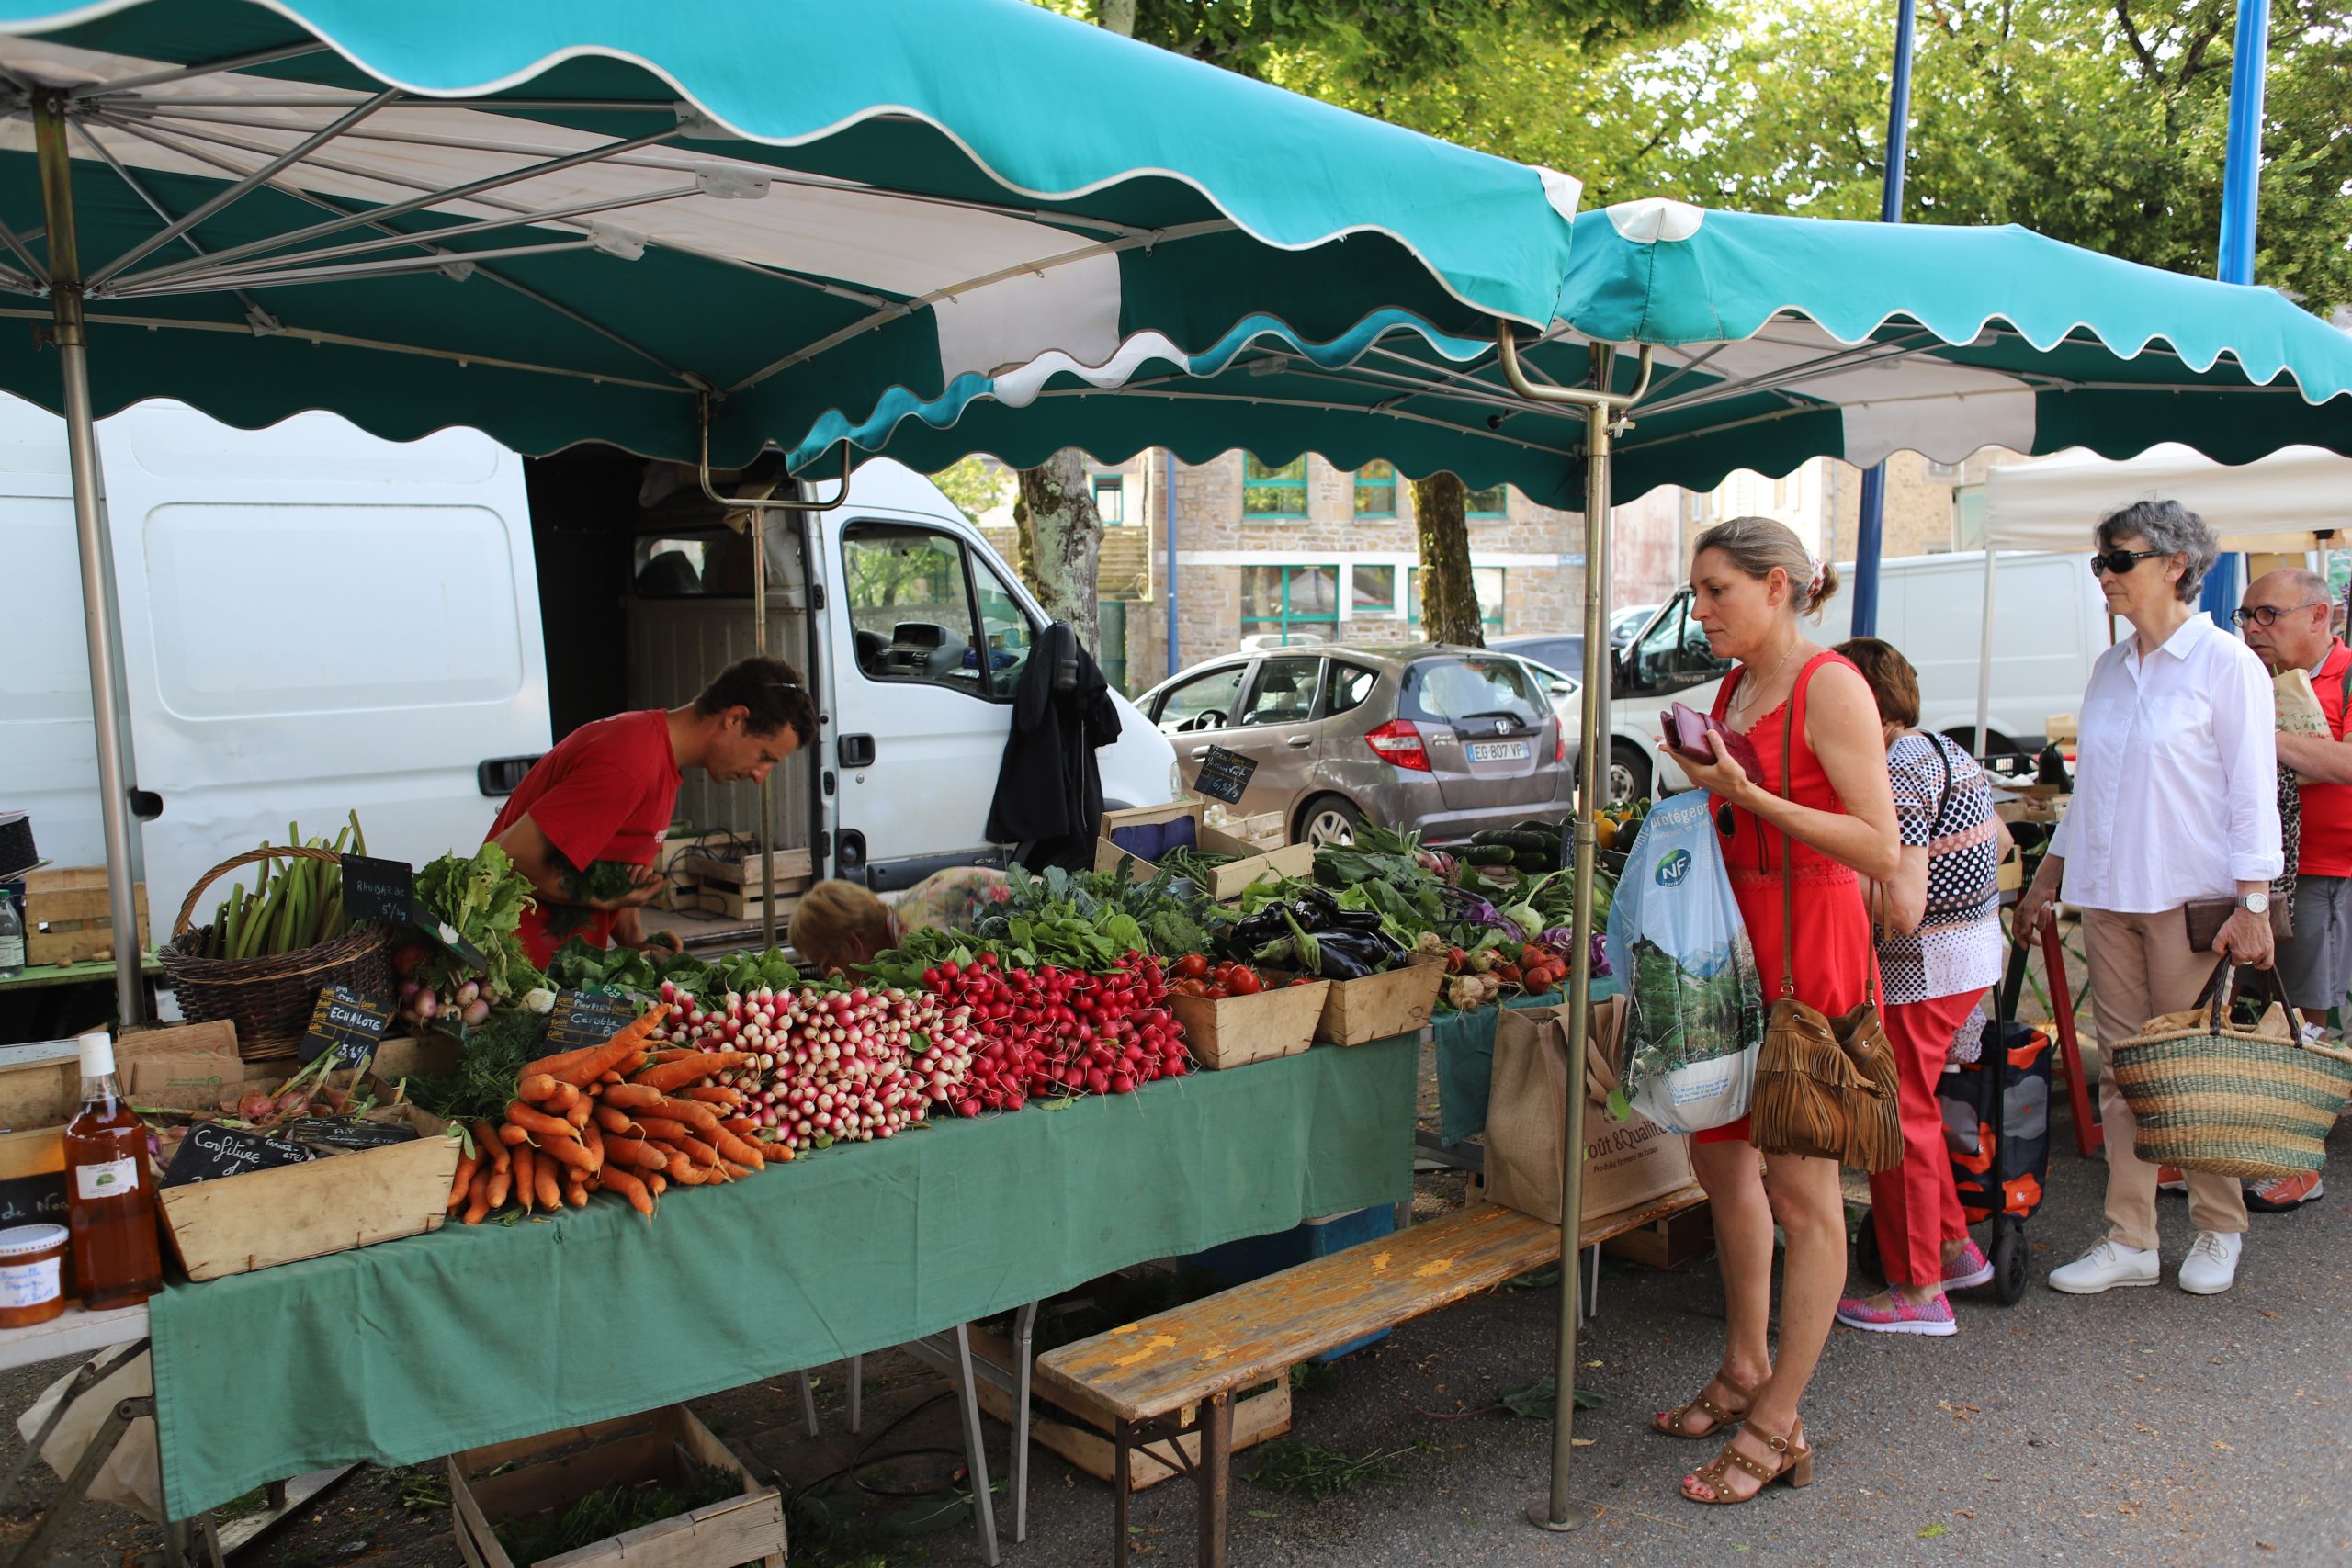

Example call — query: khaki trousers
[2079,907,2250,1250]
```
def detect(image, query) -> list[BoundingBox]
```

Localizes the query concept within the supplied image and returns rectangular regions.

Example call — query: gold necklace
[1730,636,1802,724]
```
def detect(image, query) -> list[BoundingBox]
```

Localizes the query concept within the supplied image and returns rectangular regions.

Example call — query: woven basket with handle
[2109,966,2352,1179]
[156,845,395,1062]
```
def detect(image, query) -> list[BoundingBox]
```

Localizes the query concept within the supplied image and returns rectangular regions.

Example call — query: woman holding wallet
[1649,516,1900,1506]
[2015,499,2280,1298]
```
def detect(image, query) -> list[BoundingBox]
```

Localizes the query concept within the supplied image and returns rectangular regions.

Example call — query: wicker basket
[156,845,396,1062]
[2109,969,2352,1179]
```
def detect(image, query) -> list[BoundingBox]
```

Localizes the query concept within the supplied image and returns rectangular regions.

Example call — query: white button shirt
[2050,612,2282,913]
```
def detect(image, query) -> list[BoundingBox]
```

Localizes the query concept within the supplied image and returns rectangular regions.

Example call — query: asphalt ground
[1,1011,2345,1568]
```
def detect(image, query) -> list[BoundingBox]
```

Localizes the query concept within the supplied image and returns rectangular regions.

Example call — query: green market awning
[0,0,1583,465]
[806,199,2352,509]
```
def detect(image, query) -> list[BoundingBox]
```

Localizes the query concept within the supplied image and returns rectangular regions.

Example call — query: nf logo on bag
[1654,848,1692,888]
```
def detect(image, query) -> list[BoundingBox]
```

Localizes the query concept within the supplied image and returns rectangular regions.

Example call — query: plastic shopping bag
[1603,793,1764,1134]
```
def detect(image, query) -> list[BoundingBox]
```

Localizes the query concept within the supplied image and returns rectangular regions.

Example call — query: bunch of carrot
[444,1003,782,1223]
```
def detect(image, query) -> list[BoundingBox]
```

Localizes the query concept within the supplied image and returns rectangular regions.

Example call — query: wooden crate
[1313,964,1445,1047]
[1169,982,1328,1069]
[158,1100,459,1281]
[675,850,814,918]
[0,1041,81,1134]
[967,1327,1290,1493]
[448,1405,785,1568]
[22,868,148,966]
[1600,1200,1714,1270]
[1097,801,1313,903]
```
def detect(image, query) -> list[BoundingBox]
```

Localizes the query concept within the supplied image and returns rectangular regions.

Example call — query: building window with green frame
[1353,460,1397,517]
[1465,482,1511,518]
[1092,474,1125,524]
[1405,565,1506,634]
[1242,455,1308,518]
[1241,563,1340,646]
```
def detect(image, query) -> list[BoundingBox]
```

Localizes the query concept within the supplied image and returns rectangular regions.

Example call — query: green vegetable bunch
[413,843,544,1002]
[197,815,369,960]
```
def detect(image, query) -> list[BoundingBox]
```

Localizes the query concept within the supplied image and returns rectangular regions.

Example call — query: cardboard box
[1169,982,1329,1069]
[1097,800,1313,904]
[0,1041,83,1133]
[22,868,148,967]
[448,1405,786,1568]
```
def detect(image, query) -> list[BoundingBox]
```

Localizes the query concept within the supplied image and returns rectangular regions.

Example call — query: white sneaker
[2177,1231,2244,1295]
[2047,1238,2160,1294]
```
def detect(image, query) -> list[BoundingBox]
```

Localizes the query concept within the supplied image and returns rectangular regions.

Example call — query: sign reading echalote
[299,984,391,1070]
[340,854,417,929]
[1192,744,1260,807]
[542,989,642,1054]
[161,1124,311,1188]
[284,1118,418,1151]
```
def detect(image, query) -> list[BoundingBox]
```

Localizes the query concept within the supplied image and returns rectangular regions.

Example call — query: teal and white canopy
[0,0,1581,463]
[806,199,2352,508]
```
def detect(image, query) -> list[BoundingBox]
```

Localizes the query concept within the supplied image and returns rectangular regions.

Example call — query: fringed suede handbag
[1747,710,1904,1172]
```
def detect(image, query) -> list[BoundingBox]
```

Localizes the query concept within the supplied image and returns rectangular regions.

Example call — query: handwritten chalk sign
[1192,745,1259,807]
[341,854,416,929]
[299,984,391,1070]
[284,1118,418,1151]
[161,1124,311,1188]
[542,989,642,1054]
[0,1173,65,1227]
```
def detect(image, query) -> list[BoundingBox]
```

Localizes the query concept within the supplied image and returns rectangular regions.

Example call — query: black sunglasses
[2088,547,2169,577]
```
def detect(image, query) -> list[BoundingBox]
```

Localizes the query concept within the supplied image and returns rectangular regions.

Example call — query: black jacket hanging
[985,622,1123,862]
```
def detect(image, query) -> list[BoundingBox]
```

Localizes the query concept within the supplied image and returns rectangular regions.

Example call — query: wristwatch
[2238,892,2271,915]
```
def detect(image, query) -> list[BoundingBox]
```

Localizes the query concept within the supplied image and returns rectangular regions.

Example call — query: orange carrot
[536,1134,599,1175]
[534,1158,561,1213]
[710,1129,765,1170]
[647,1047,700,1065]
[599,1083,664,1111]
[594,1105,642,1136]
[598,1070,623,1085]
[519,1044,599,1080]
[721,1116,758,1137]
[656,1149,711,1184]
[472,1120,511,1173]
[448,1146,481,1212]
[603,1135,667,1170]
[668,1132,721,1168]
[646,1172,667,1198]
[506,1101,581,1143]
[720,1159,755,1180]
[564,1179,588,1208]
[542,1081,581,1113]
[565,1100,593,1129]
[682,1086,745,1107]
[512,1145,537,1214]
[645,1096,721,1132]
[630,1054,748,1094]
[634,1116,695,1143]
[483,1159,512,1212]
[462,1169,492,1224]
[500,1122,529,1145]
[600,1165,655,1215]
[581,1120,605,1170]
[518,1073,560,1102]
[548,1007,671,1086]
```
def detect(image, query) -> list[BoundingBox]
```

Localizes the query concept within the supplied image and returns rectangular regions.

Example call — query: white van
[1604,551,2108,803]
[2,399,1174,924]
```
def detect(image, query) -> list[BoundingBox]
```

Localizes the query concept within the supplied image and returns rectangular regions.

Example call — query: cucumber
[1513,850,1555,873]
[1497,830,1555,853]
[1463,843,1517,866]
[1470,829,1516,847]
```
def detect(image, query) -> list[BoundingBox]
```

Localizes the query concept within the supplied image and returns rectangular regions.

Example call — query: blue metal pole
[2218,0,2270,287]
[1847,0,1916,639]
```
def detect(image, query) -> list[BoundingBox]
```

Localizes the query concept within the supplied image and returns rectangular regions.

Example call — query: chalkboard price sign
[161,1124,311,1188]
[299,984,392,1070]
[542,989,642,1053]
[284,1118,419,1151]
[1192,745,1260,807]
[0,1173,66,1228]
[341,854,417,929]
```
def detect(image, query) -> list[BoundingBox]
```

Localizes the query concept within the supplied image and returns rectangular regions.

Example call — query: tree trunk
[1413,471,1485,648]
[1097,0,1136,36]
[1016,450,1105,654]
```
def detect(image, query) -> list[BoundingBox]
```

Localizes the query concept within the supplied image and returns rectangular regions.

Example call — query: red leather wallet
[1666,701,1765,784]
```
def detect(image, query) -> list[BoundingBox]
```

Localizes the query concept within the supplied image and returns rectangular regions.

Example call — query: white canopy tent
[1972,443,2352,754]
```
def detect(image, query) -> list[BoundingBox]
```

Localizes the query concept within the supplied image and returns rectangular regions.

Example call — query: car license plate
[1467,739,1531,762]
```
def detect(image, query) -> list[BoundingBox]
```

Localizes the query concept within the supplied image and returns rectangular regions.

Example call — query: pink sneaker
[1943,1239,1995,1291]
[1836,1291,1958,1337]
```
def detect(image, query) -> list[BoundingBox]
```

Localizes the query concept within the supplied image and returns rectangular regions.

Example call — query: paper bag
[18,1349,163,1523]
[1486,1000,1694,1230]
[2277,670,2330,738]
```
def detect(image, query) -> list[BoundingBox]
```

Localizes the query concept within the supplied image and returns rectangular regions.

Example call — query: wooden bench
[1033,1202,1554,1568]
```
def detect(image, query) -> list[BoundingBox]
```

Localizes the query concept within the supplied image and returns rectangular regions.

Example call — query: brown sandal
[1680,1419,1813,1505]
[1652,1372,1758,1438]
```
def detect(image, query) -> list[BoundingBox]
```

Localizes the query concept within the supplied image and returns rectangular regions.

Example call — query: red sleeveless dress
[1698,650,1878,1146]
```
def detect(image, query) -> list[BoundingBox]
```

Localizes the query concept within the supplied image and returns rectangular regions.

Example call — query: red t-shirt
[2298,641,2352,878]
[488,710,682,964]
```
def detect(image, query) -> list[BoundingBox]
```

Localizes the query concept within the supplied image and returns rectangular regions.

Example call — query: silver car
[1136,643,1574,845]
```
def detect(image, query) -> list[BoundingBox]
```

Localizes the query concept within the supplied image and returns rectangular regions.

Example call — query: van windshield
[1617,589,1732,698]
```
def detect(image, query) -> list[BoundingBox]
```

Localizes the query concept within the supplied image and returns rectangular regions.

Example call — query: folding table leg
[846,1354,863,1435]
[1011,1301,1037,1543]
[795,1370,819,1438]
[1196,1392,1233,1568]
[1113,1420,1131,1568]
[2040,920,2103,1157]
[949,1325,1001,1568]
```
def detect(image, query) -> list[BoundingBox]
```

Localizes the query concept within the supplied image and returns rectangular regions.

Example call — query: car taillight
[1365,719,1430,773]
[1554,723,1567,764]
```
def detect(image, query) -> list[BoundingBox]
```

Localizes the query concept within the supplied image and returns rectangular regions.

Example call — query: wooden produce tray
[448,1405,785,1568]
[1312,963,1444,1047]
[674,849,814,919]
[1169,982,1329,1069]
[967,1327,1290,1494]
[1098,801,1312,903]
[22,868,148,967]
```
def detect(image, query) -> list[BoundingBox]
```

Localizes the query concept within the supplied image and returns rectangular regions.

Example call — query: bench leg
[1196,1392,1232,1568]
[1113,1419,1131,1568]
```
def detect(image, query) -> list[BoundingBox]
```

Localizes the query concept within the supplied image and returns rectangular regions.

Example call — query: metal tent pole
[1847,0,1917,639]
[35,92,146,1026]
[1496,330,1652,1530]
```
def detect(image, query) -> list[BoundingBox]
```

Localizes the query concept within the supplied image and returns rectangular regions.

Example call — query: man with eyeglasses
[2222,568,2351,1211]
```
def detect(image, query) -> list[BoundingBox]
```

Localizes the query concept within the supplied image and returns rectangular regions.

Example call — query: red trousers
[1868,987,1984,1288]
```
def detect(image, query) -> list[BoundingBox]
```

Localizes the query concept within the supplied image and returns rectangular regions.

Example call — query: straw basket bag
[155,845,394,1062]
[2108,967,2352,1179]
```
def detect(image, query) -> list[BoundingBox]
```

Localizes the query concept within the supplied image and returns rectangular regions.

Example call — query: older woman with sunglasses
[2015,500,2281,1298]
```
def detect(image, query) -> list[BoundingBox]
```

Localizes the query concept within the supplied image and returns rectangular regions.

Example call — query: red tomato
[1175,953,1209,980]
[1227,969,1264,996]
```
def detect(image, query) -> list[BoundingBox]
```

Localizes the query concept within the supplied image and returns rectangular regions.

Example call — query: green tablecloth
[147,1036,1415,1520]
[1433,978,1621,1146]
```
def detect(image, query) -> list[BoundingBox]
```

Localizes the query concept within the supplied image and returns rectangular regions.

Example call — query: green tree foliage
[931,455,1013,525]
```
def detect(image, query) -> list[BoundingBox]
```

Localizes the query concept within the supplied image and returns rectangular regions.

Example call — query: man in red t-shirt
[490,657,817,966]
[2234,569,2350,1211]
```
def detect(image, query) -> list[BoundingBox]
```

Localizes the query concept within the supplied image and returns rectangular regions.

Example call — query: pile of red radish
[921,951,1190,1110]
[653,981,978,1153]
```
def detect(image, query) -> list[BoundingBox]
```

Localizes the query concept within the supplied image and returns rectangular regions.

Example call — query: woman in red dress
[1650,516,1901,1505]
